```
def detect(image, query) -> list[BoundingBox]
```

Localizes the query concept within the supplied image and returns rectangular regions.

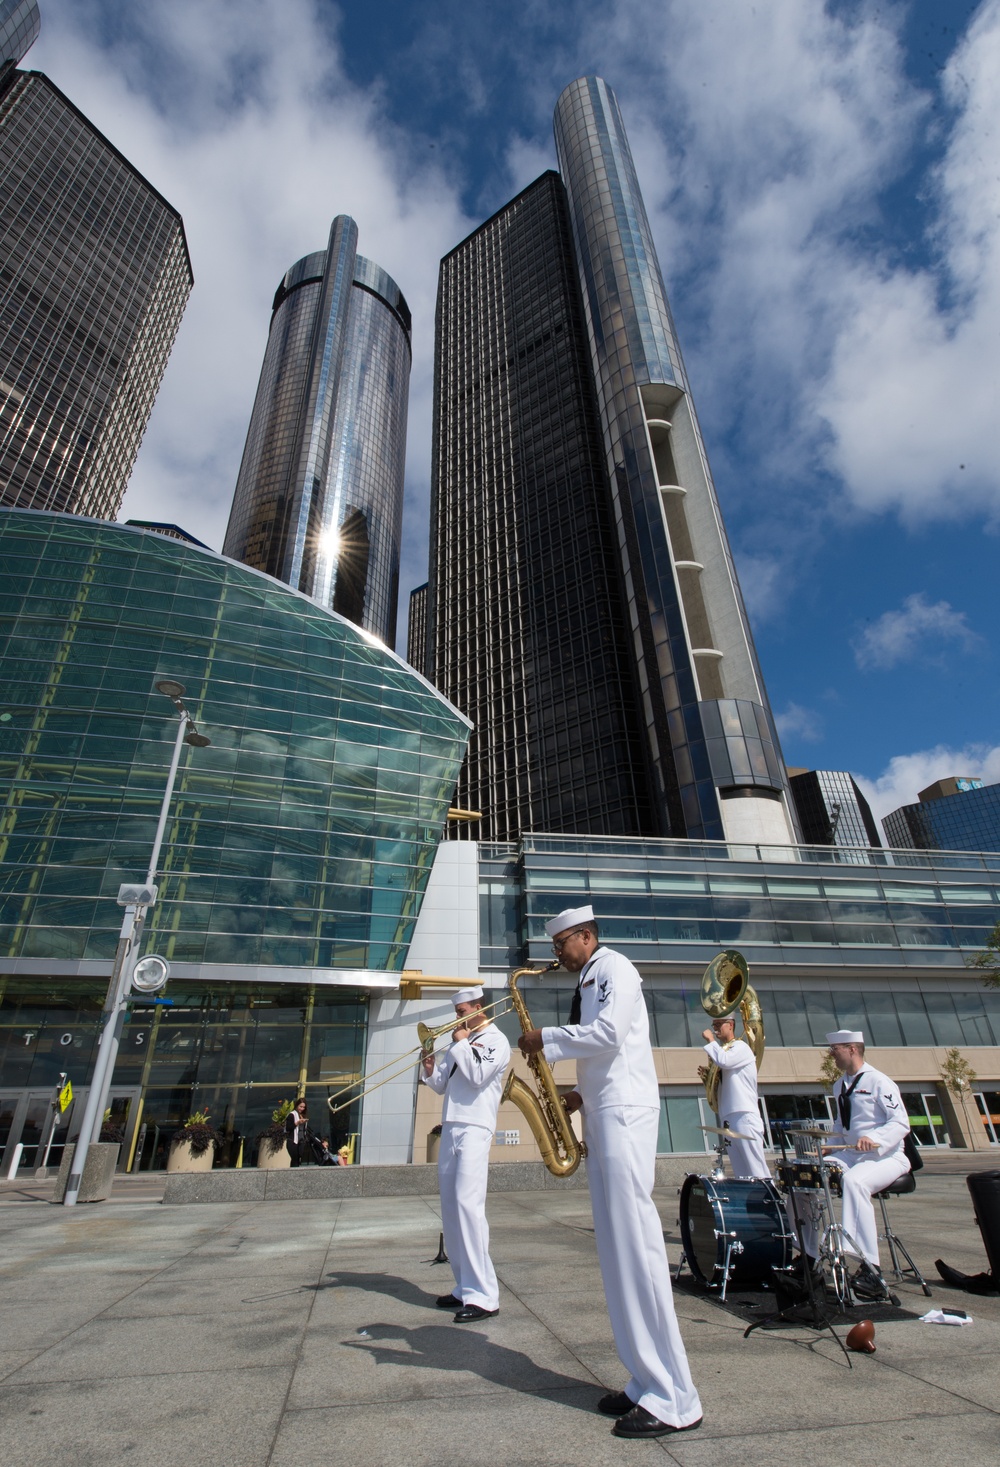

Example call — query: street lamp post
[63,681,210,1207]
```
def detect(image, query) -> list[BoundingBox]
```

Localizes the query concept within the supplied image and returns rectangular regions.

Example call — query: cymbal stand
[743,1125,851,1364]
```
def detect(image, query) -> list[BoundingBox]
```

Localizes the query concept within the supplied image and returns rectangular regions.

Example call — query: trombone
[325,992,513,1121]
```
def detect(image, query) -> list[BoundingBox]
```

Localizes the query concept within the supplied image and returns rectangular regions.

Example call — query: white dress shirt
[702,1037,759,1117]
[421,1021,511,1130]
[830,1062,909,1157]
[540,946,659,1110]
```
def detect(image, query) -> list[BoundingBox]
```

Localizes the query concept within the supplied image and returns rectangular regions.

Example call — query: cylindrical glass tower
[224,217,411,647]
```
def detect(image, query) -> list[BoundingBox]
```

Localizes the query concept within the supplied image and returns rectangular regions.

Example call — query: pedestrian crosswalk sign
[58,1079,73,1113]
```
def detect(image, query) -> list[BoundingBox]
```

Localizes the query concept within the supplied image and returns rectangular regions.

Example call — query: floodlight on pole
[63,680,210,1206]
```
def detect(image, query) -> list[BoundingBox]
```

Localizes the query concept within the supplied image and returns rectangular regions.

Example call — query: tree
[939,1047,977,1096]
[966,920,1000,990]
[818,1051,840,1091]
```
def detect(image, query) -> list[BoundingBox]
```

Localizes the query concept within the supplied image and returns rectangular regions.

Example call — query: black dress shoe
[436,1293,462,1309]
[612,1406,703,1439]
[452,1304,499,1323]
[850,1263,890,1302]
[597,1391,634,1416]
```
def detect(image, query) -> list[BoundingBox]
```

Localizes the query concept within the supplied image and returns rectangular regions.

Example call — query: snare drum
[776,1162,843,1196]
[679,1175,793,1291]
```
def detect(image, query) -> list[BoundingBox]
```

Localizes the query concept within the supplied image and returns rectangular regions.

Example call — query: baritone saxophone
[502,960,586,1178]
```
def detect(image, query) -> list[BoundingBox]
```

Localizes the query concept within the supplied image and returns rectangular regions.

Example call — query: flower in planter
[171,1110,222,1157]
[254,1099,295,1149]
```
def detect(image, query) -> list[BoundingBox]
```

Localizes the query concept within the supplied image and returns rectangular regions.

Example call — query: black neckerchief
[568,952,601,1025]
[838,1066,866,1130]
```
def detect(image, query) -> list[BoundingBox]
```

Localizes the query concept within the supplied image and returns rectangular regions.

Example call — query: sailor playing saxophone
[700,1013,770,1179]
[518,906,703,1440]
[421,985,510,1323]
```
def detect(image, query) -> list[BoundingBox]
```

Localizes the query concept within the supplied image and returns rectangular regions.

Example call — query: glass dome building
[0,510,470,1167]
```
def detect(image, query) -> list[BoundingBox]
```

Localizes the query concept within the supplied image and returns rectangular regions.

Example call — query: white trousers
[585,1105,702,1429]
[793,1149,910,1268]
[438,1122,498,1310]
[722,1110,770,1180]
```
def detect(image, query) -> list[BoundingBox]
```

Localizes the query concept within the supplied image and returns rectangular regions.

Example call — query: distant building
[427,78,797,844]
[407,582,427,674]
[224,216,410,647]
[883,779,1000,853]
[0,0,39,66]
[788,769,881,849]
[125,519,209,549]
[0,56,192,519]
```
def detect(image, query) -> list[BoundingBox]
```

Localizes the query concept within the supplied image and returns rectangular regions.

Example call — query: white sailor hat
[452,985,484,1005]
[826,1029,864,1045]
[544,905,595,939]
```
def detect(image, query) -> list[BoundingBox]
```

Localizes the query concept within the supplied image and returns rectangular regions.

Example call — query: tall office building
[428,77,797,843]
[788,768,881,849]
[0,37,192,519]
[224,217,411,647]
[883,779,1000,853]
[407,581,427,674]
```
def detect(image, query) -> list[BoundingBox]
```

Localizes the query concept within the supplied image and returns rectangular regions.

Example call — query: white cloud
[853,592,982,670]
[855,744,1000,823]
[30,0,472,621]
[774,701,823,745]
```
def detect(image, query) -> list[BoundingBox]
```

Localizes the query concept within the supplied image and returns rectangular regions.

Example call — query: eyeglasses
[552,928,588,952]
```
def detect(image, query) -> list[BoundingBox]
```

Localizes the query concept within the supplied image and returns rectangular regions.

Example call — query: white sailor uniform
[422,1021,510,1310]
[797,1062,910,1267]
[541,947,702,1430]
[701,1036,770,1179]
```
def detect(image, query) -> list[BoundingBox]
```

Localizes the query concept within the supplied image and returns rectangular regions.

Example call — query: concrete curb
[161,1155,702,1204]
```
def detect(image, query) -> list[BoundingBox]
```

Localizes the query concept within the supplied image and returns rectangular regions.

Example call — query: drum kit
[676,1121,867,1320]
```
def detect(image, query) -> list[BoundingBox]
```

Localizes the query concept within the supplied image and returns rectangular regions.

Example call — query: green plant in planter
[255,1098,295,1150]
[99,1106,125,1145]
[171,1109,222,1157]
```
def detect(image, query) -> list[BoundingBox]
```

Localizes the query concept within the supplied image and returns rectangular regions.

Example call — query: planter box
[167,1138,215,1173]
[256,1138,291,1170]
[53,1141,121,1202]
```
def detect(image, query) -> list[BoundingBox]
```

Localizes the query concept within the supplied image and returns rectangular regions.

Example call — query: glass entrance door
[902,1091,949,1147]
[0,1086,141,1174]
[974,1091,1000,1145]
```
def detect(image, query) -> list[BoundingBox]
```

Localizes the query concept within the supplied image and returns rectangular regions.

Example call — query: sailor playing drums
[700,1014,771,1179]
[796,1029,911,1301]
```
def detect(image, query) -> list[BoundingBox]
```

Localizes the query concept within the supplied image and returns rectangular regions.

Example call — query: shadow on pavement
[343,1321,601,1410]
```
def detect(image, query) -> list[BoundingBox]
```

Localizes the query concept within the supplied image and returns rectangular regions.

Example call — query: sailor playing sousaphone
[698,952,770,1180]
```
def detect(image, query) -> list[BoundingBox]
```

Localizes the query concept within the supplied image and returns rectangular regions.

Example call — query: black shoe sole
[612,1414,703,1439]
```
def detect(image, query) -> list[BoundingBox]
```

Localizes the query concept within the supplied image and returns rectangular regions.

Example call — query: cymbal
[700,1123,751,1141]
[792,1127,836,1137]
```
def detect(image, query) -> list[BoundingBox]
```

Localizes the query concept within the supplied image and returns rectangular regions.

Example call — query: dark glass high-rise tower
[0,56,192,521]
[429,172,655,840]
[224,217,411,647]
[428,78,797,844]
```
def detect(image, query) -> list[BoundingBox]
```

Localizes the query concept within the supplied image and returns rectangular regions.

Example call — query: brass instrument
[699,949,764,1113]
[326,994,513,1120]
[501,960,586,1178]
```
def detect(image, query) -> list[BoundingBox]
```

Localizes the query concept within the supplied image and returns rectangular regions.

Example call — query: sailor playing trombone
[421,985,511,1323]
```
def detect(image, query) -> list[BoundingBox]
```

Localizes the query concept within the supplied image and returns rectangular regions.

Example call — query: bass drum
[679,1174,792,1291]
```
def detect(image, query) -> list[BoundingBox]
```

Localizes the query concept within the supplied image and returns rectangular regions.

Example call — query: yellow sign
[58,1079,73,1113]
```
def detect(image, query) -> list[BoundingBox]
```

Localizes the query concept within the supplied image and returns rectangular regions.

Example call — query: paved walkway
[0,1169,997,1466]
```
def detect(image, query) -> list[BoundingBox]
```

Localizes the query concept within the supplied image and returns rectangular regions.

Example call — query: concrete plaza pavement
[0,1163,997,1467]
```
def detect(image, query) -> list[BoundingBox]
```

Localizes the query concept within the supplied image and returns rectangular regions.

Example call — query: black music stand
[742,1124,852,1366]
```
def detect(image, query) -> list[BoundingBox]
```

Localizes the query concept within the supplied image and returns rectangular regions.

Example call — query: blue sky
[27,0,1000,823]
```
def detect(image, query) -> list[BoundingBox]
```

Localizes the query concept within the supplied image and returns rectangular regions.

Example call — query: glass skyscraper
[224,217,411,648]
[884,781,1000,853]
[429,78,797,845]
[788,769,882,850]
[0,54,192,520]
[0,0,38,65]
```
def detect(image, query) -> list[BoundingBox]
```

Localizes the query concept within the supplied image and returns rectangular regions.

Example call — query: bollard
[5,1142,24,1181]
